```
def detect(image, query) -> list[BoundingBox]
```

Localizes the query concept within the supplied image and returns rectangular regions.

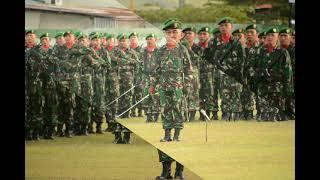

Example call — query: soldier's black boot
[155,161,173,180]
[211,111,218,120]
[154,113,159,122]
[113,132,123,144]
[138,109,143,117]
[44,126,54,140]
[160,129,172,142]
[222,112,228,121]
[199,110,204,121]
[173,128,181,142]
[32,127,40,141]
[26,130,33,140]
[88,121,95,134]
[96,122,103,134]
[146,113,153,123]
[188,111,196,121]
[81,124,89,136]
[123,132,131,144]
[130,110,136,117]
[174,162,184,180]
[65,124,72,138]
[57,124,64,137]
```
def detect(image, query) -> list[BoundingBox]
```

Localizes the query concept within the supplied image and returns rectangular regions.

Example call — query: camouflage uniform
[104,47,118,131]
[285,45,295,119]
[55,43,81,137]
[204,36,245,121]
[130,45,144,117]
[255,46,293,121]
[198,40,220,120]
[112,46,139,143]
[89,47,110,133]
[141,47,161,122]
[153,42,193,141]
[26,45,44,140]
[180,39,200,121]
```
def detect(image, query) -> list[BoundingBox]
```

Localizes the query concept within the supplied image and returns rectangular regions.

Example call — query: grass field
[119,118,295,180]
[25,123,202,180]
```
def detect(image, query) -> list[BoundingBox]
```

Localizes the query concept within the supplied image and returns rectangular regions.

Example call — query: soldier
[258,31,267,47]
[243,24,260,120]
[26,31,44,140]
[232,28,246,46]
[141,33,160,122]
[149,18,193,142]
[155,149,184,180]
[204,17,245,121]
[112,33,139,144]
[104,34,118,132]
[89,32,110,134]
[291,30,295,47]
[55,31,80,138]
[129,32,144,118]
[181,26,200,121]
[279,27,295,120]
[198,26,220,121]
[211,27,221,39]
[76,34,95,135]
[25,30,37,140]
[255,27,293,121]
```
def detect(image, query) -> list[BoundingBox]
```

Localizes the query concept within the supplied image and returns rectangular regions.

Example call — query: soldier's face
[246,29,257,42]
[65,34,75,44]
[219,23,232,35]
[146,37,156,47]
[79,38,89,47]
[41,37,50,47]
[266,33,279,46]
[164,29,182,44]
[55,36,65,46]
[25,33,36,44]
[90,38,100,48]
[279,34,292,47]
[118,39,128,49]
[101,37,107,46]
[130,36,139,45]
[184,31,196,43]
[198,31,210,43]
[107,38,115,47]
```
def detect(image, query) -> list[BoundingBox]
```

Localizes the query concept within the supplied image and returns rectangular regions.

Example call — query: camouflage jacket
[141,47,158,85]
[113,47,139,75]
[153,42,193,91]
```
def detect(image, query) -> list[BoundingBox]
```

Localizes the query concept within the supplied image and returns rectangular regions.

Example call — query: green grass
[25,123,202,180]
[119,117,295,180]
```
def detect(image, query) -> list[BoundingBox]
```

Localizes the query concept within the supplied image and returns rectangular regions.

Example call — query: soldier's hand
[149,86,155,94]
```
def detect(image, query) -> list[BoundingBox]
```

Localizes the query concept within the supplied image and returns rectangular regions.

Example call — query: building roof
[25,0,144,21]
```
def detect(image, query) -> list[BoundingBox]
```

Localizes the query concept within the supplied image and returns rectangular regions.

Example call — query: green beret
[106,34,115,39]
[232,28,245,35]
[279,27,292,34]
[63,31,74,37]
[129,32,138,38]
[102,33,108,38]
[163,18,182,30]
[117,33,128,40]
[258,31,266,38]
[218,17,233,25]
[145,33,156,40]
[74,31,81,38]
[182,27,196,33]
[78,34,87,40]
[265,27,279,34]
[25,30,35,35]
[245,23,257,31]
[211,28,220,34]
[198,26,211,34]
[89,32,101,40]
[54,32,64,38]
[40,32,50,39]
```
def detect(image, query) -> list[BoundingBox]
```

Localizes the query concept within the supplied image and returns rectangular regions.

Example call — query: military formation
[25,16,295,179]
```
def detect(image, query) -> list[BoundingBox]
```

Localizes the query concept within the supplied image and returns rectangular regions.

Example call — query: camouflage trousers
[56,80,74,131]
[131,84,143,116]
[220,74,242,114]
[187,74,199,112]
[143,83,160,122]
[26,79,43,137]
[160,88,184,130]
[79,75,93,128]
[90,75,105,128]
[118,70,133,118]
[42,77,58,135]
[240,85,254,119]
[158,149,174,162]
[105,71,118,130]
